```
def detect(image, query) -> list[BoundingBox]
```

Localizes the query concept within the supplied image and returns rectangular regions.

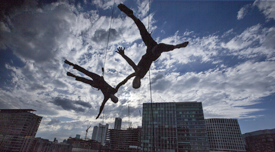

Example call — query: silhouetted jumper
[64,60,134,119]
[117,4,189,89]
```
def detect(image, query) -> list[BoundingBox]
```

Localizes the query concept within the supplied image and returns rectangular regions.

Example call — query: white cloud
[0,2,86,63]
[254,0,275,21]
[238,1,275,22]
[237,4,251,20]
[136,0,150,18]
[92,0,125,10]
[221,24,275,59]
[157,32,220,68]
[149,60,275,119]
[222,24,262,51]
[262,27,275,49]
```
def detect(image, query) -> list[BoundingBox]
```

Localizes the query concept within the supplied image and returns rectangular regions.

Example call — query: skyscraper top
[0,109,36,113]
[243,128,275,137]
[114,117,122,130]
[143,101,198,104]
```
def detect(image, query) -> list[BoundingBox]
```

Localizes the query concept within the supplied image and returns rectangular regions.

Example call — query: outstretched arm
[115,72,136,91]
[96,97,108,119]
[116,47,138,71]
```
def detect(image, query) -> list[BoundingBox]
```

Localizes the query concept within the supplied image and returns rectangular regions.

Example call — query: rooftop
[0,109,36,113]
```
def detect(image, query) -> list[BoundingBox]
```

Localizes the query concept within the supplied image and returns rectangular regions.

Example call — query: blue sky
[0,0,274,141]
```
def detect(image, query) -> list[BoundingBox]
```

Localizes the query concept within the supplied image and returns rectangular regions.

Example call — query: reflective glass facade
[205,118,246,152]
[141,102,209,152]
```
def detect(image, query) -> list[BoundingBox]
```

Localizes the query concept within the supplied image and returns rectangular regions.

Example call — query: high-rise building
[114,117,122,130]
[92,126,98,140]
[205,118,246,152]
[0,109,42,137]
[0,109,42,151]
[142,102,209,152]
[243,128,275,152]
[91,123,109,145]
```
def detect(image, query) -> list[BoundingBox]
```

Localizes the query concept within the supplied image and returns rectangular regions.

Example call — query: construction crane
[128,105,132,128]
[85,125,91,141]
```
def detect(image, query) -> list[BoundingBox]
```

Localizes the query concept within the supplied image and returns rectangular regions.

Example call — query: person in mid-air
[64,60,134,119]
[117,4,189,89]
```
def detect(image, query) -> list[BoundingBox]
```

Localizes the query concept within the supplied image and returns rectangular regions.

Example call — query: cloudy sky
[1,0,275,141]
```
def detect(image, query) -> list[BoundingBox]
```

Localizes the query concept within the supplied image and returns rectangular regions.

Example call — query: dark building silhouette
[0,109,72,152]
[114,117,122,130]
[91,123,109,145]
[108,127,142,151]
[21,137,72,152]
[0,109,42,137]
[243,128,275,152]
[66,137,100,151]
[0,109,42,151]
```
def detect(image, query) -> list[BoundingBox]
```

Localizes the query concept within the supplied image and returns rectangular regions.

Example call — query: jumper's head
[133,76,141,89]
[110,94,118,103]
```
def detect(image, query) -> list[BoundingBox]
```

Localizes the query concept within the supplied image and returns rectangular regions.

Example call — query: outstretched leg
[118,4,157,48]
[175,41,189,49]
[152,42,189,55]
[65,60,102,81]
[67,72,94,86]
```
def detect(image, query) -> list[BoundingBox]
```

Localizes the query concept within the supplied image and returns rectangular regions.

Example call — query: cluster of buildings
[1,102,275,152]
[0,109,72,151]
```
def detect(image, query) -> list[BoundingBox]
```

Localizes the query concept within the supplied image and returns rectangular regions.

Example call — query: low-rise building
[243,128,275,152]
[67,137,101,150]
[0,136,72,152]
[108,127,141,151]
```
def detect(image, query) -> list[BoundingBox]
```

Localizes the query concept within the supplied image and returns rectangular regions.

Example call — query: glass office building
[141,102,209,152]
[205,118,246,152]
[91,123,109,145]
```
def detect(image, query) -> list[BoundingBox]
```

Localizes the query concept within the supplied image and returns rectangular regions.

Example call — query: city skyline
[0,0,274,142]
[1,107,273,151]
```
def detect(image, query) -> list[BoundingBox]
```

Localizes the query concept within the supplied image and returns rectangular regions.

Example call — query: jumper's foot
[64,60,74,66]
[118,4,133,17]
[67,72,76,77]
[176,41,189,48]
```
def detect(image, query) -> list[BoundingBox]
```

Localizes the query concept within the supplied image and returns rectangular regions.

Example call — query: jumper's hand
[116,47,125,55]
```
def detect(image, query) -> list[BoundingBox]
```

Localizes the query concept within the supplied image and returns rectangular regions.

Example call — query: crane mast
[85,125,91,140]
